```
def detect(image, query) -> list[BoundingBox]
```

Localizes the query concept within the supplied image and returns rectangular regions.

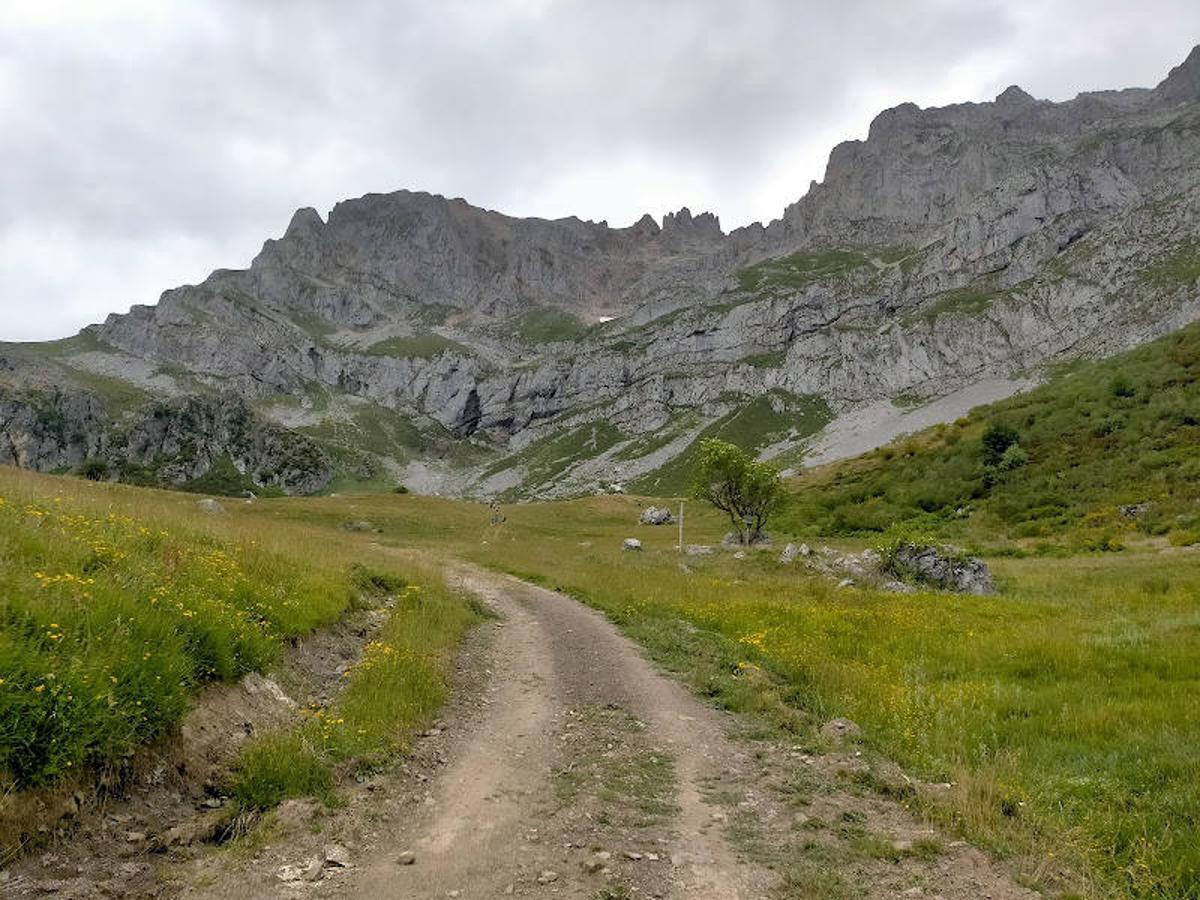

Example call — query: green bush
[76,459,110,482]
[1109,375,1136,398]
[998,443,1029,471]
[981,423,1019,467]
[1169,529,1200,547]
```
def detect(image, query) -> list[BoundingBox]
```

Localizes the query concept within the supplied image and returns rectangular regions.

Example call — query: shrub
[1109,375,1136,398]
[981,423,1020,466]
[998,443,1029,471]
[76,459,110,481]
[1168,529,1200,547]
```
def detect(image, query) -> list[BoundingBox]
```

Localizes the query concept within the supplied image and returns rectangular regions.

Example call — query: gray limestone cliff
[2,45,1199,498]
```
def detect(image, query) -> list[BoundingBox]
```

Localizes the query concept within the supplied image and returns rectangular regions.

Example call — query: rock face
[0,386,332,495]
[2,46,1200,499]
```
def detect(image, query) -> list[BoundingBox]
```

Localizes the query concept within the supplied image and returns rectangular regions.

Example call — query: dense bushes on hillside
[782,322,1200,545]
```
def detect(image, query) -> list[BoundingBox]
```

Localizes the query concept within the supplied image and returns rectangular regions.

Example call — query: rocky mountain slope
[3,46,1199,498]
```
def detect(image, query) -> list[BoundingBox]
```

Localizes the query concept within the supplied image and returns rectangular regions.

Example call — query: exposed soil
[0,603,391,899]
[3,564,1041,899]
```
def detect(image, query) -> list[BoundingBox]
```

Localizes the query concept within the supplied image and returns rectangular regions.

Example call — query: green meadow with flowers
[209,480,1197,899]
[0,468,477,823]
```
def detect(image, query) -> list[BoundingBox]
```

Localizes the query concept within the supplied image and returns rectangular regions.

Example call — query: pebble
[304,857,324,882]
[536,870,560,884]
[324,843,352,867]
[396,851,417,866]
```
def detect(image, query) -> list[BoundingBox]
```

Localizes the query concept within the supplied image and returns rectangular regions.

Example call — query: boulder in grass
[622,538,643,552]
[820,717,862,741]
[196,498,225,515]
[638,506,673,526]
[886,543,994,595]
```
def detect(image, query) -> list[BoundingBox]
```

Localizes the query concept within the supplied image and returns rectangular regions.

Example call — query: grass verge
[231,568,480,810]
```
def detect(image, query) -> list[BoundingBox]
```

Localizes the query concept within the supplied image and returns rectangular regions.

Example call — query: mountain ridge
[2,45,1199,499]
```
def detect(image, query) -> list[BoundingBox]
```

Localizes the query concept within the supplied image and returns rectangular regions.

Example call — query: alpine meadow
[2,13,1200,900]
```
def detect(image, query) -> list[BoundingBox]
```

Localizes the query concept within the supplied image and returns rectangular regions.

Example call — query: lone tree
[692,438,783,545]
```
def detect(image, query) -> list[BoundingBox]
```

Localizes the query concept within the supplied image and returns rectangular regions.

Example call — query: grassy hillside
[630,391,832,496]
[780,320,1200,551]
[0,468,477,808]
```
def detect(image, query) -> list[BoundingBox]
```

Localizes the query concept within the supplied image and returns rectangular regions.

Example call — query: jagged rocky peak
[864,101,922,141]
[284,206,325,238]
[994,84,1038,108]
[1155,44,1200,103]
[629,213,661,238]
[660,207,723,243]
[771,44,1200,249]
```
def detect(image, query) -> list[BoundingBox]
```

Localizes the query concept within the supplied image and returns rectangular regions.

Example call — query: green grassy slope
[779,320,1200,551]
[0,468,477,814]
[630,391,832,496]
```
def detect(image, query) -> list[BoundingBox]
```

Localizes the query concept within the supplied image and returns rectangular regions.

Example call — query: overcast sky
[1,1,1198,341]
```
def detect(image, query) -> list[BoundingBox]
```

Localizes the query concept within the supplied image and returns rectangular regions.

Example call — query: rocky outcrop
[2,46,1200,499]
[884,544,995,596]
[0,387,332,494]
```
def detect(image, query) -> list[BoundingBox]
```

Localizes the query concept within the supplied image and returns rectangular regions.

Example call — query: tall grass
[0,491,332,787]
[0,467,474,799]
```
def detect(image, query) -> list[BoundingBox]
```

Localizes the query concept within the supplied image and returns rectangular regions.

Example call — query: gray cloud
[2,0,1198,339]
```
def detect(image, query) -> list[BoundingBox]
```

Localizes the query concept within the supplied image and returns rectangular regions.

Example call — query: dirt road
[337,563,774,898]
[174,564,1039,899]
